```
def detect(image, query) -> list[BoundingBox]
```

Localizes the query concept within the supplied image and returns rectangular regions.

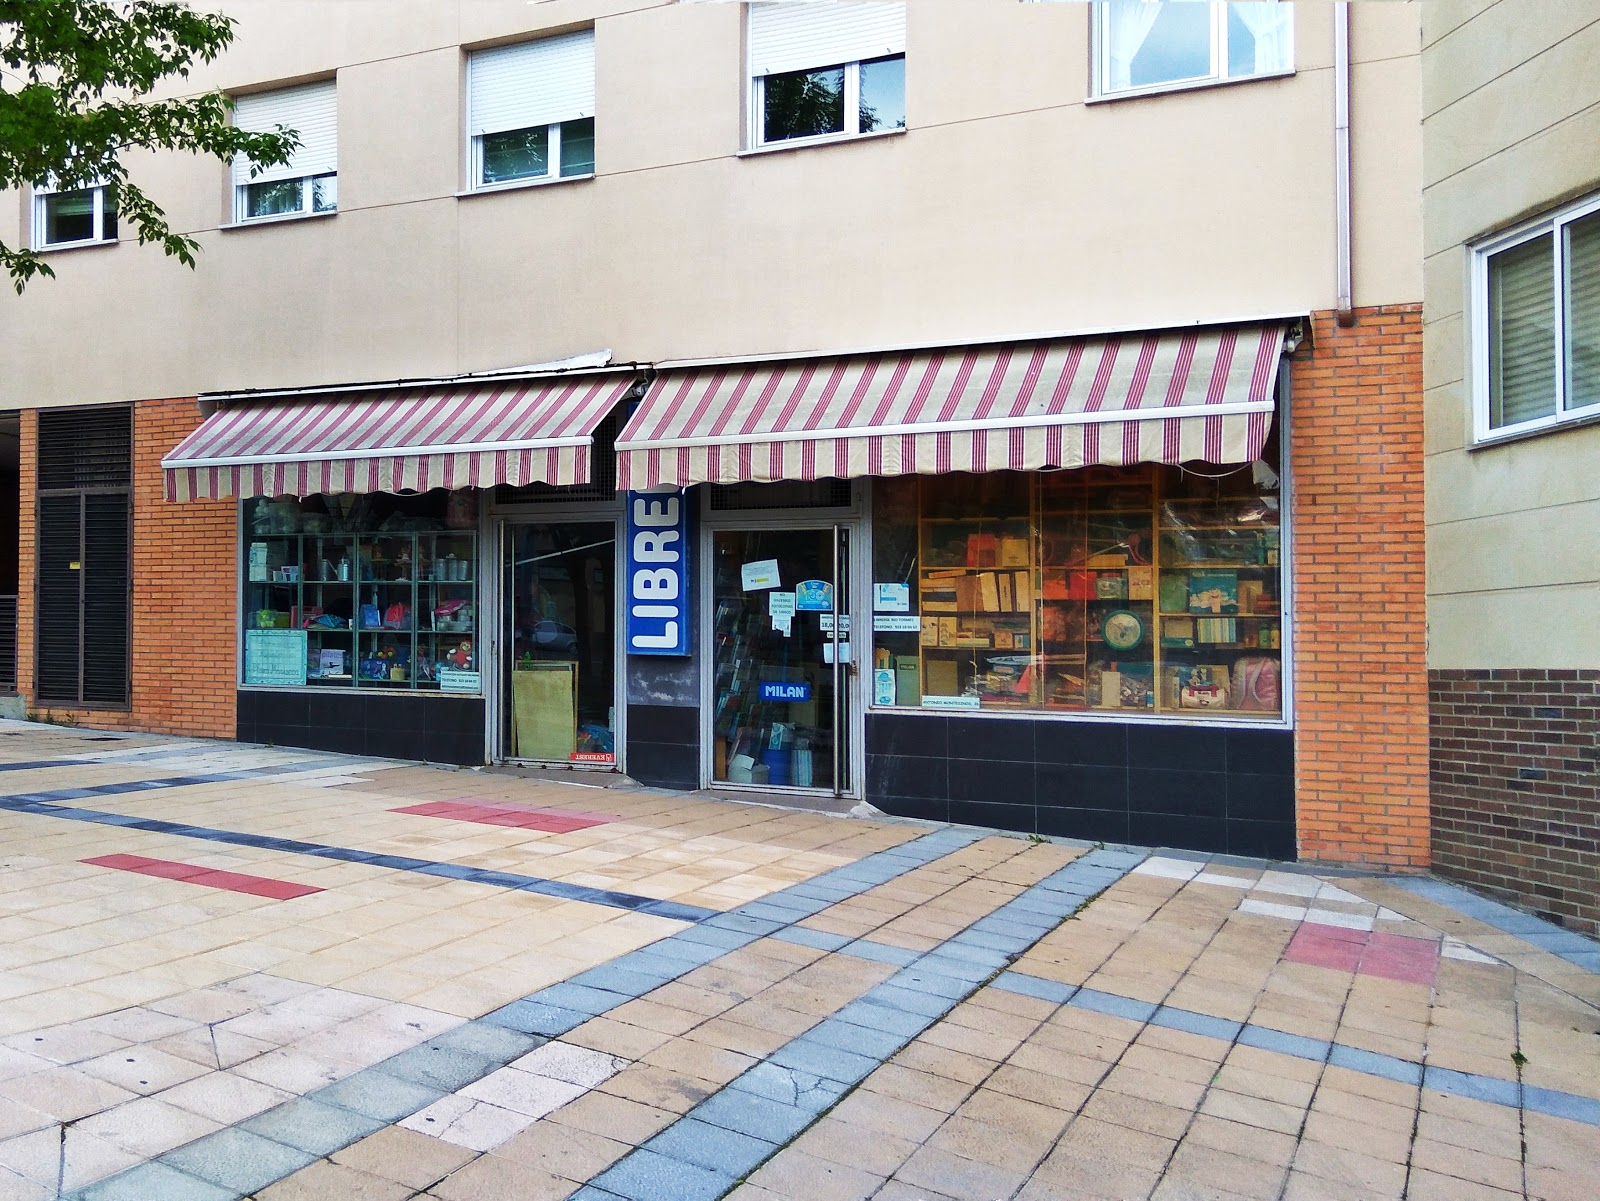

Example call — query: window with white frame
[748,1,906,148]
[468,31,596,188]
[32,183,118,250]
[1474,194,1600,439]
[231,81,338,222]
[1092,1,1293,98]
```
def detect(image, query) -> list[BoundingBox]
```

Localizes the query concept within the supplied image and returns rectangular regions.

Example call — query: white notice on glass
[874,614,922,633]
[822,642,853,664]
[741,559,781,591]
[773,616,792,637]
[874,583,911,612]
[769,592,797,621]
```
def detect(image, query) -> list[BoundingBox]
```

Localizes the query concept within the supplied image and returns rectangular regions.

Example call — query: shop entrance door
[709,526,854,796]
[502,521,618,766]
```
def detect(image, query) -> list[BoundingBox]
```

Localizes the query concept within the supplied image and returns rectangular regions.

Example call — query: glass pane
[1226,4,1256,77]
[102,195,118,240]
[1226,2,1292,78]
[762,66,846,143]
[311,173,338,212]
[42,190,95,244]
[1489,234,1558,428]
[506,523,617,763]
[859,56,906,133]
[560,118,596,178]
[712,528,847,790]
[1565,210,1600,411]
[482,126,550,184]
[245,179,307,218]
[1128,1,1212,89]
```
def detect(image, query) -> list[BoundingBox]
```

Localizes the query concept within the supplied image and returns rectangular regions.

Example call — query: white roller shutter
[231,80,337,186]
[748,1,906,77]
[469,30,596,137]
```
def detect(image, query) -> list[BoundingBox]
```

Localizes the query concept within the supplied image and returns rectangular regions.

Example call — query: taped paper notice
[822,642,852,664]
[773,615,792,637]
[874,615,922,633]
[819,613,852,633]
[874,583,911,612]
[741,559,781,591]
[769,592,797,620]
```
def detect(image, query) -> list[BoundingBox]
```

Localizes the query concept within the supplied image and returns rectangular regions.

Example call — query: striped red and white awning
[614,324,1286,489]
[162,373,636,502]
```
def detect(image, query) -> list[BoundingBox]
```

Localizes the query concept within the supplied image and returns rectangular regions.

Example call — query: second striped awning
[615,324,1287,489]
[162,372,636,502]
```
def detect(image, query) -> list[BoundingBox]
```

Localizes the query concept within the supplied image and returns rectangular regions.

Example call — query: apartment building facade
[0,0,1426,866]
[1422,0,1600,934]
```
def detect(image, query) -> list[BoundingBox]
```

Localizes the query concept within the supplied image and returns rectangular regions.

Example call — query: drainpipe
[1334,1,1355,327]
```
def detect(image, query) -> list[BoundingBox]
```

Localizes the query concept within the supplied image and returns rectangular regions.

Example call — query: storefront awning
[162,373,636,502]
[614,324,1286,489]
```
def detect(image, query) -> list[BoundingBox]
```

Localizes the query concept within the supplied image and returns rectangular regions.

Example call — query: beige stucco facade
[0,0,1419,408]
[1422,0,1600,670]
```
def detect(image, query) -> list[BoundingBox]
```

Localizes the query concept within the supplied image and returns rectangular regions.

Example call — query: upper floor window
[33,183,118,250]
[1474,194,1600,441]
[1092,1,1293,99]
[468,31,596,189]
[231,80,338,222]
[748,2,906,148]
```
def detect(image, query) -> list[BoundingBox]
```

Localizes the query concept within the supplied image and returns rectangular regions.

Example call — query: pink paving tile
[390,800,615,832]
[1358,933,1439,987]
[81,856,323,900]
[1285,926,1365,972]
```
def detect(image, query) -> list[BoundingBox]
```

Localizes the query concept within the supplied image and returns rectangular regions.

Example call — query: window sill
[455,173,595,199]
[1086,68,1295,106]
[219,210,338,232]
[1471,408,1600,451]
[30,237,119,256]
[738,127,906,159]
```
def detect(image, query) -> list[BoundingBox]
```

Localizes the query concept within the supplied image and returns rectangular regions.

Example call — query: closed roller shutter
[469,31,595,136]
[232,80,338,186]
[748,2,905,76]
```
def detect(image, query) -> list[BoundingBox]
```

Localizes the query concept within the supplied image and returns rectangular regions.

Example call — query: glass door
[710,526,852,795]
[502,521,618,764]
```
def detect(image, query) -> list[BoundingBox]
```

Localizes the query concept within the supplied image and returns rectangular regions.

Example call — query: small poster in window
[741,559,781,591]
[244,630,307,686]
[795,580,833,611]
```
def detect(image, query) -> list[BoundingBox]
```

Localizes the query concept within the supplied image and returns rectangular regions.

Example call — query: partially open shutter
[232,80,338,186]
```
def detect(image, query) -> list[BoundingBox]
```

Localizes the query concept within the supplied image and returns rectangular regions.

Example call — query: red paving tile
[82,854,323,900]
[1285,924,1439,987]
[390,800,614,832]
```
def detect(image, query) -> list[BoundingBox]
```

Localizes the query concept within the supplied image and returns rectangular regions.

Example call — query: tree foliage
[0,0,296,292]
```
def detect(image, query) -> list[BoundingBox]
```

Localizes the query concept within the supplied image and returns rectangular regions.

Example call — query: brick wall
[1431,669,1600,938]
[1288,306,1429,869]
[17,399,236,738]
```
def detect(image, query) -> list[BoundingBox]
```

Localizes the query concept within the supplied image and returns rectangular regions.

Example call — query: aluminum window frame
[232,172,337,224]
[31,183,117,251]
[749,54,904,151]
[1089,0,1294,103]
[1470,190,1600,445]
[470,120,594,191]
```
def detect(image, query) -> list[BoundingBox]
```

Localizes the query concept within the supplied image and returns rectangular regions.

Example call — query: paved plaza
[0,723,1593,1201]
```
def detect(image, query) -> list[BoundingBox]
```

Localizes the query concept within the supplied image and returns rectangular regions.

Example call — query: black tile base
[626,703,699,789]
[867,713,1296,859]
[237,690,485,766]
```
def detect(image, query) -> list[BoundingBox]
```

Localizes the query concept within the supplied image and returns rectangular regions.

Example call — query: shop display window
[870,460,1283,720]
[241,491,479,692]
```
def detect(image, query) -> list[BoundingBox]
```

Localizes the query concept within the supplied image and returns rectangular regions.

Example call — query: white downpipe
[1334,1,1355,327]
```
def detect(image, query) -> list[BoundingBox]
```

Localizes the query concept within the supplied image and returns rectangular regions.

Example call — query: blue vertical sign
[626,490,690,656]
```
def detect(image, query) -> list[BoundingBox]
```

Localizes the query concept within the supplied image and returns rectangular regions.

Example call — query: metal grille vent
[708,479,853,511]
[37,406,132,491]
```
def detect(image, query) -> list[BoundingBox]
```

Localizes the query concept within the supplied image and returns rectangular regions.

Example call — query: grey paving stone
[592,1147,735,1201]
[1237,1024,1331,1063]
[801,1018,908,1061]
[992,971,1076,1004]
[1423,1066,1521,1107]
[770,1037,878,1085]
[860,983,957,1019]
[1327,1044,1422,1085]
[645,1116,777,1178]
[1070,988,1159,1024]
[481,998,587,1036]
[430,1021,542,1061]
[727,1062,850,1111]
[675,925,757,951]
[534,982,637,1015]
[570,963,681,997]
[162,1127,318,1194]
[1522,1084,1600,1127]
[312,1067,446,1121]
[634,940,725,969]
[834,998,933,1038]
[891,966,972,1000]
[703,913,782,936]
[75,1162,235,1201]
[380,1043,498,1092]
[240,1095,387,1156]
[1150,1004,1243,1042]
[695,1088,818,1144]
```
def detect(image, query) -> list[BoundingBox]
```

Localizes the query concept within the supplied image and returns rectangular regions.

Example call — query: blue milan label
[626,491,690,656]
[760,682,811,702]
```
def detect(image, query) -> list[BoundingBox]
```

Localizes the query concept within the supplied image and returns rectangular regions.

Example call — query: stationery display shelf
[244,530,477,690]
